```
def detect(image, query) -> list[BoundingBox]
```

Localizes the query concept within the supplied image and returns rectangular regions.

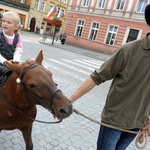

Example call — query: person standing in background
[55,32,59,42]
[60,32,67,45]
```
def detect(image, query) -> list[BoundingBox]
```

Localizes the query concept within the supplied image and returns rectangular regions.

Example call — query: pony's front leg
[20,125,33,150]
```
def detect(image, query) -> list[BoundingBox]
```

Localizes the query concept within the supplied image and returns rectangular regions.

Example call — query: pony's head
[5,50,73,120]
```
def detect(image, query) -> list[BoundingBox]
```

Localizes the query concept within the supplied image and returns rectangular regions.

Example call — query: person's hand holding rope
[134,123,149,149]
[142,121,150,136]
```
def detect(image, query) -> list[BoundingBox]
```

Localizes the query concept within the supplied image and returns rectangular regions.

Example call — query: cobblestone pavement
[0,31,149,150]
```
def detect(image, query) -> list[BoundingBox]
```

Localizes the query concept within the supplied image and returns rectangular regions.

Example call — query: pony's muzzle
[59,103,73,118]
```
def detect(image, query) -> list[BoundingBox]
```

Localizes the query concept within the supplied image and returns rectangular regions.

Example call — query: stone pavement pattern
[0,31,149,150]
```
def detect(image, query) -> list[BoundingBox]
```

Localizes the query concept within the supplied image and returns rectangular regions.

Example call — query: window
[136,0,148,13]
[56,7,60,17]
[64,0,67,3]
[20,0,25,3]
[75,20,84,37]
[49,5,53,12]
[89,22,99,41]
[61,9,65,17]
[105,25,118,45]
[56,8,65,18]
[59,0,68,3]
[83,0,89,7]
[97,0,105,8]
[126,29,139,43]
[34,0,40,10]
[40,1,46,12]
[115,0,125,10]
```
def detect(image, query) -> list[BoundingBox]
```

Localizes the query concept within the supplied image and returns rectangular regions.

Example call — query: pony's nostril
[59,108,68,115]
[59,104,73,116]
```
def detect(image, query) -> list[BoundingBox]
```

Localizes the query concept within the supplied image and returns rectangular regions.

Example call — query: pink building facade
[65,0,150,54]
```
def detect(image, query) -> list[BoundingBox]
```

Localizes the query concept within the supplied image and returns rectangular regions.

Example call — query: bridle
[0,63,62,124]
[21,64,61,114]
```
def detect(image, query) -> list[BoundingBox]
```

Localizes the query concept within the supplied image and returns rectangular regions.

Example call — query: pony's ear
[35,50,43,65]
[5,62,21,76]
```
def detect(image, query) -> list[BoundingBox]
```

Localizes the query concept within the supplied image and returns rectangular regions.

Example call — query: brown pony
[0,50,73,150]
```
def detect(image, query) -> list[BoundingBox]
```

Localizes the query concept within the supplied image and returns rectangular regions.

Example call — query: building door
[30,18,36,32]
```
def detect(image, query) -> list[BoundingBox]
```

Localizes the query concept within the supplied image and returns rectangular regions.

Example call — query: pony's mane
[18,59,38,80]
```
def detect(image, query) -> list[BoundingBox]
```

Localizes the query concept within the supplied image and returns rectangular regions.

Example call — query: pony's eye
[28,84,36,88]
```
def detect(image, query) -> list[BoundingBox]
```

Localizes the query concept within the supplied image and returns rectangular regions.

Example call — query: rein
[73,108,148,149]
[0,63,62,124]
[0,93,61,124]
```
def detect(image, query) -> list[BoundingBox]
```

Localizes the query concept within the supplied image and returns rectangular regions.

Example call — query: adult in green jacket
[70,4,150,150]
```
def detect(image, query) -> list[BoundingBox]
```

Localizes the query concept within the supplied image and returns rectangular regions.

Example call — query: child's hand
[12,61,19,64]
[3,60,13,68]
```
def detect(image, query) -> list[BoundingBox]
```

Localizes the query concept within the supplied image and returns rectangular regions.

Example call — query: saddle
[0,65,12,86]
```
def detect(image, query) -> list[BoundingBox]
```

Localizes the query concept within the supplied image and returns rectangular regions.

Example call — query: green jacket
[91,34,150,129]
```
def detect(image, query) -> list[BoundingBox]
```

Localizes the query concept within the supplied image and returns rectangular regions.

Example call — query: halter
[20,63,61,113]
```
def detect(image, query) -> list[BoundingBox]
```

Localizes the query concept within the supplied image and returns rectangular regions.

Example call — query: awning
[20,15,26,19]
[43,18,52,23]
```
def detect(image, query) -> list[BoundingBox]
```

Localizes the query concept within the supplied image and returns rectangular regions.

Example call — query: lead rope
[73,108,148,149]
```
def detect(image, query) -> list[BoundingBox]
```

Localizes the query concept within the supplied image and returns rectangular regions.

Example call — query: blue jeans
[97,125,140,150]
